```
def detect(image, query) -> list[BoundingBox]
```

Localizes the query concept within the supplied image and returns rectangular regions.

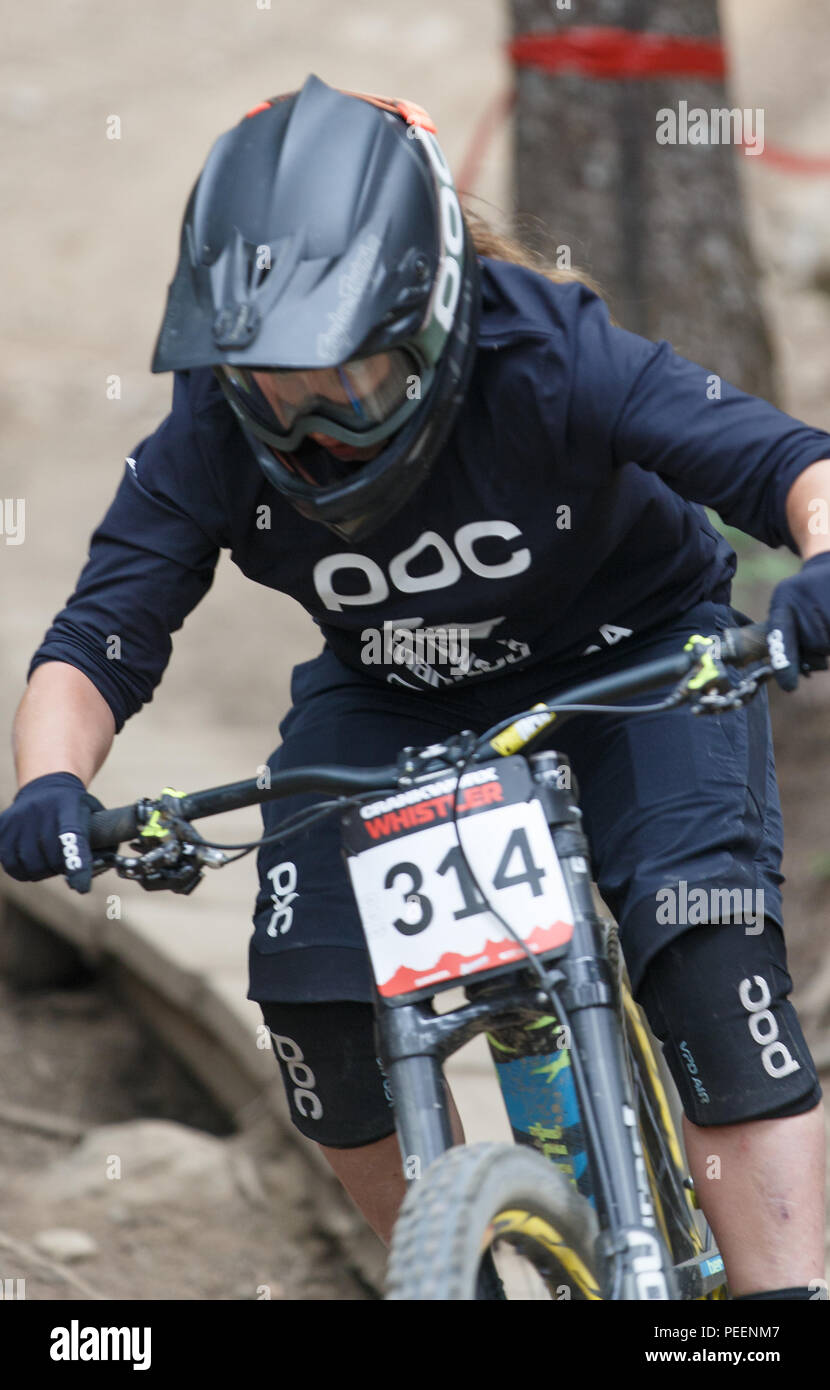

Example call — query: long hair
[462,203,604,299]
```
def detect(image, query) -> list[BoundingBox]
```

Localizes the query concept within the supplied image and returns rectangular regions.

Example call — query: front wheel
[385,1142,601,1301]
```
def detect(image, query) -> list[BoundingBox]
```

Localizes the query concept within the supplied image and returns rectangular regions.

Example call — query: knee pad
[635,920,822,1127]
[259,999,396,1148]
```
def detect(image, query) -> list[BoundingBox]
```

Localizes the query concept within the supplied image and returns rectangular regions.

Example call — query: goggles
[217,347,424,452]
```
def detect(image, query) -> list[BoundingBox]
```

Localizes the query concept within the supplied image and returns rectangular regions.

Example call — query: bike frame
[373,747,681,1301]
[88,625,770,1299]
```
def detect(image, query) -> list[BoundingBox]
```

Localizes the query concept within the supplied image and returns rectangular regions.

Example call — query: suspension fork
[376,1001,454,1179]
[373,974,570,1180]
[528,751,676,1298]
[372,748,675,1298]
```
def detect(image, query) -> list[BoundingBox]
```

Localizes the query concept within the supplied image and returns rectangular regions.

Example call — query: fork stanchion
[530,751,677,1299]
[376,1001,456,1179]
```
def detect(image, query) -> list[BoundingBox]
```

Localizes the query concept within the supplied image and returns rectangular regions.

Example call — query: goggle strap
[244,90,437,135]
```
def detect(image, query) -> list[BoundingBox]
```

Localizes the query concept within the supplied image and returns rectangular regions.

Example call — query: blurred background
[1,0,829,1299]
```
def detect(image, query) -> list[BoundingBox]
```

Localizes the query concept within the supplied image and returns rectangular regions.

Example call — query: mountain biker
[1,76,828,1300]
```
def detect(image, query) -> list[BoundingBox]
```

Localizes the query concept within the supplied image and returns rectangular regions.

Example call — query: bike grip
[89,805,139,849]
[719,623,769,666]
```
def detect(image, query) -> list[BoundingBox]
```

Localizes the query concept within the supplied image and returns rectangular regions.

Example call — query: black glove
[0,771,104,894]
[767,551,830,692]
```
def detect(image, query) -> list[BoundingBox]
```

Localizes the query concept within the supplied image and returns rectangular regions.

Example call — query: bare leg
[683,1103,826,1296]
[318,1087,465,1246]
[321,1087,827,1291]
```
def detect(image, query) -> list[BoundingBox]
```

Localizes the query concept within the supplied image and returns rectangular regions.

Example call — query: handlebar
[88,764,400,850]
[89,804,142,849]
[717,622,770,666]
[87,621,772,851]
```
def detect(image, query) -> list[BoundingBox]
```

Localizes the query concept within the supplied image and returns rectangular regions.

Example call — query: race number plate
[341,757,574,998]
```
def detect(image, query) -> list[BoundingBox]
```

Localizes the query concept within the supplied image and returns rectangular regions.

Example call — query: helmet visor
[218,348,422,451]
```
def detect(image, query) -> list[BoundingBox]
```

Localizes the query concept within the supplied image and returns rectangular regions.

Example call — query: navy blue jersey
[29,258,830,732]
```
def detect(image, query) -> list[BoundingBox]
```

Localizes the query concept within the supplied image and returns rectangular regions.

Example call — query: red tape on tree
[488,28,830,180]
[508,26,727,81]
[757,144,830,175]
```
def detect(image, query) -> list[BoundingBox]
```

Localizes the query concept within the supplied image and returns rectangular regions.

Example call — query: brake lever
[90,837,231,893]
[680,634,731,696]
[91,851,120,878]
[689,664,774,715]
[137,862,204,894]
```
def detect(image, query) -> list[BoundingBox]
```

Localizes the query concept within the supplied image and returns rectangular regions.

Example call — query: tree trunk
[509,0,776,400]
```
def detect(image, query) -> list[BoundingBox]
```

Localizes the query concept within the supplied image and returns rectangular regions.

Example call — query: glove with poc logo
[0,771,104,894]
[767,551,830,692]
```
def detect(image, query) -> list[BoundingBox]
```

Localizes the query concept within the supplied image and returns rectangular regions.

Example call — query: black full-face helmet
[151,75,481,541]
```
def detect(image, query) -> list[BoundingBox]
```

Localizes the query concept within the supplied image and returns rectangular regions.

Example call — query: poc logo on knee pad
[270,1033,323,1120]
[738,975,801,1079]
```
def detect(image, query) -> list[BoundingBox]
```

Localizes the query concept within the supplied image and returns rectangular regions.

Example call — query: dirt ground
[0,970,371,1300]
[2,0,830,1301]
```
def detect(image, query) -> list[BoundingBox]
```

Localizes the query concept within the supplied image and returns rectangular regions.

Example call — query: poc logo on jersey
[314,522,531,612]
[270,1033,323,1120]
[58,832,83,873]
[738,975,800,1079]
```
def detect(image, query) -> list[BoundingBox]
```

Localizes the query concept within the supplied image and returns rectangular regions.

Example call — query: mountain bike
[86,620,776,1300]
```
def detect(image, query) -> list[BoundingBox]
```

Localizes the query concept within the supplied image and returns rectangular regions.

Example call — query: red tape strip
[508,27,727,81]
[755,142,830,175]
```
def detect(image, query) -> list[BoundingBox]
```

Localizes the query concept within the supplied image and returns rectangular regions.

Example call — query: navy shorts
[247,597,786,1004]
[259,926,821,1145]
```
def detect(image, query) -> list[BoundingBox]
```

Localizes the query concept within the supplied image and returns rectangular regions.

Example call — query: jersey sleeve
[567,288,830,552]
[28,373,226,733]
